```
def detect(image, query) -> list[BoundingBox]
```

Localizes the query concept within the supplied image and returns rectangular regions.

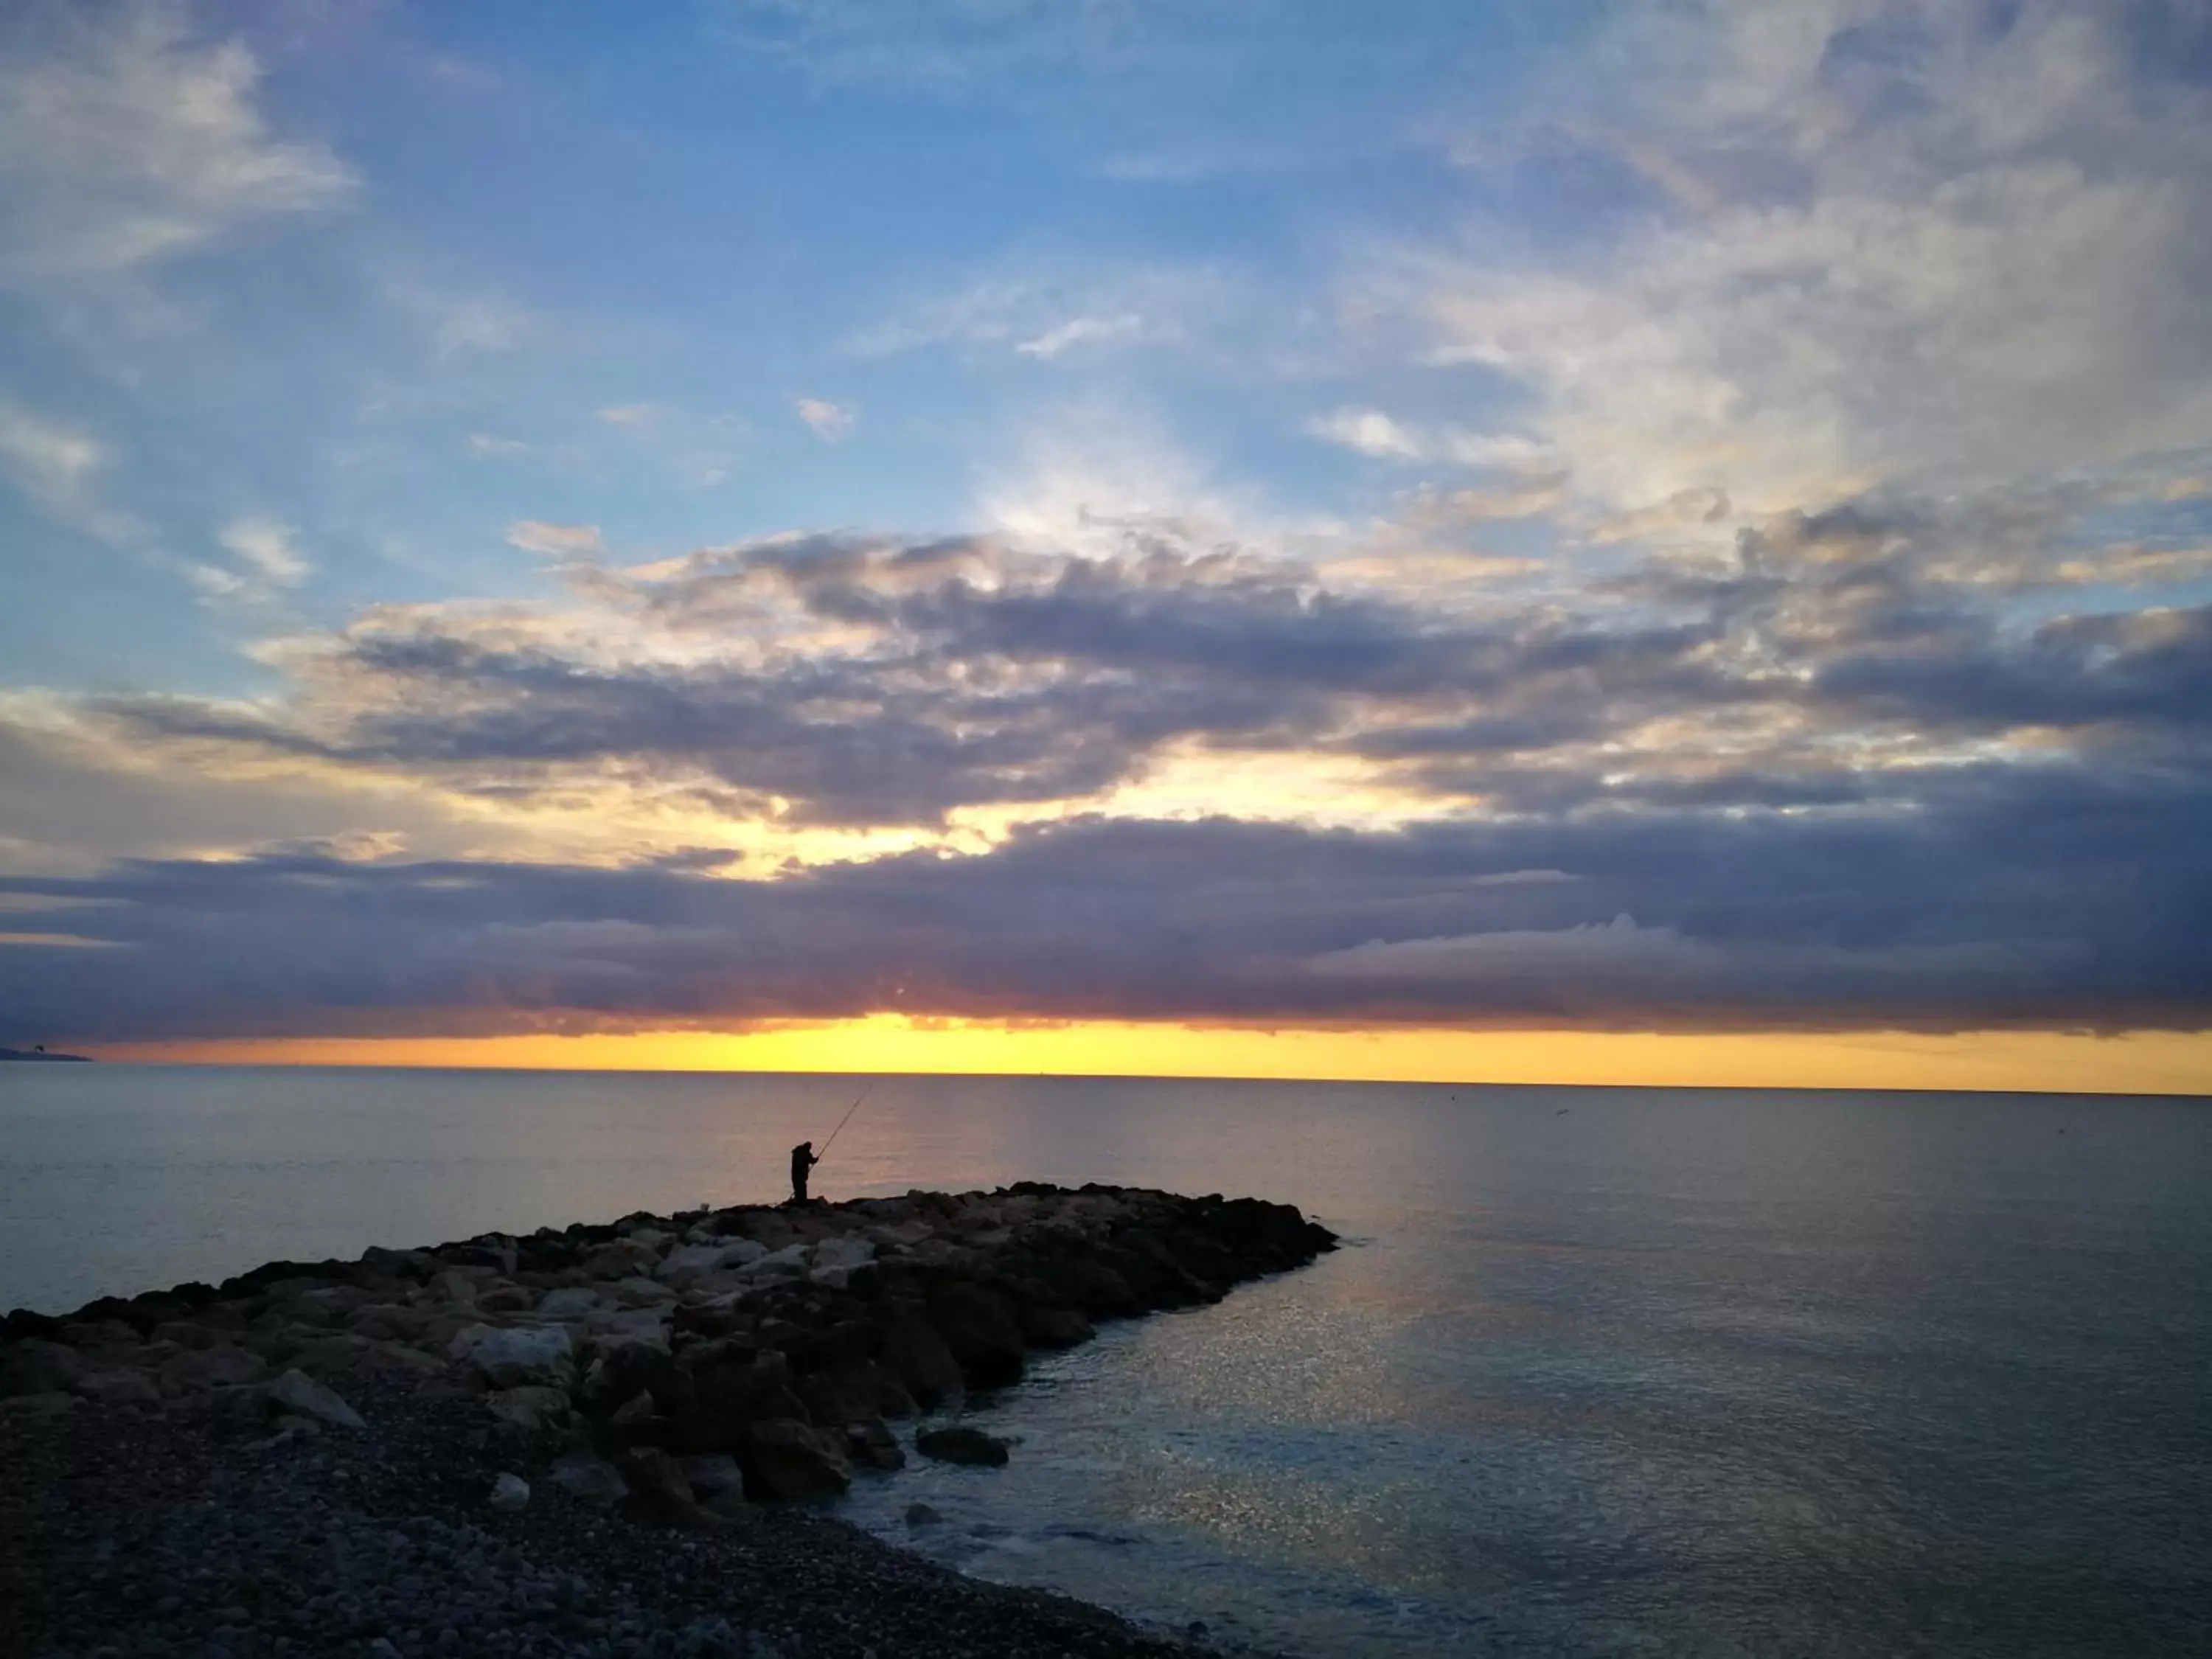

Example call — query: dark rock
[0,1338,83,1398]
[155,1343,265,1397]
[545,1448,627,1506]
[672,1350,807,1455]
[844,1418,906,1472]
[616,1447,722,1527]
[1020,1305,1096,1349]
[737,1419,852,1501]
[927,1282,1026,1390]
[797,1357,908,1426]
[877,1310,963,1410]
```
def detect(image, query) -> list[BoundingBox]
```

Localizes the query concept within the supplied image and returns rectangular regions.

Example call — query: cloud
[43,467,2212,842]
[1391,2,2212,513]
[0,931,122,949]
[1307,408,1558,472]
[0,1,352,281]
[0,397,146,550]
[1015,313,1147,360]
[467,434,533,458]
[218,518,307,585]
[597,403,663,429]
[851,265,1259,369]
[1309,407,1423,461]
[712,0,1163,91]
[1,758,2205,1043]
[505,521,605,559]
[795,397,855,442]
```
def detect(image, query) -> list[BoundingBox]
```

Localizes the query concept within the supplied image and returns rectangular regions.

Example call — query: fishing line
[817,1076,878,1160]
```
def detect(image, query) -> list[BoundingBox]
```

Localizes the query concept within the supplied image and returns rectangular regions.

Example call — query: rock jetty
[1,1183,1335,1658]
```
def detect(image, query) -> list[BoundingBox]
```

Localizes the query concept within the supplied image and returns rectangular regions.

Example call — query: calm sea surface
[2,1066,2208,1656]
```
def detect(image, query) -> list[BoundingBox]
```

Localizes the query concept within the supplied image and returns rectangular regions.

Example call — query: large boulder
[616,1447,720,1527]
[0,1339,83,1398]
[812,1237,874,1272]
[927,1281,1026,1389]
[448,1323,575,1388]
[156,1343,266,1397]
[744,1244,813,1279]
[1020,1305,1096,1349]
[879,1309,963,1408]
[737,1419,852,1501]
[534,1287,600,1321]
[485,1384,574,1433]
[797,1357,911,1425]
[1056,1256,1141,1318]
[266,1368,366,1431]
[844,1418,905,1472]
[672,1349,807,1455]
[546,1450,627,1507]
[76,1368,161,1406]
[677,1454,747,1503]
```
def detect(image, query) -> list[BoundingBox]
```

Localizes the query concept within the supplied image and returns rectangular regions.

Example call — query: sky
[1,0,2209,1091]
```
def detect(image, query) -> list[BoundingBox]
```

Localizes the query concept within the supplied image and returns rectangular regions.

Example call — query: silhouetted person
[790,1140,820,1206]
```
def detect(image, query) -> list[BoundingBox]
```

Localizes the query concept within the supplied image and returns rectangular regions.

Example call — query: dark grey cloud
[86,479,2212,832]
[4,755,2206,1042]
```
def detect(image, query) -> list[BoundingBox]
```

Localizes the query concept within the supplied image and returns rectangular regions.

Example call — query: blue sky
[2,0,2210,1050]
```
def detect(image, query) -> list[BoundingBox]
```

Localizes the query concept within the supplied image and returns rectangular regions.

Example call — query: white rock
[720,1237,769,1267]
[535,1287,600,1320]
[613,1276,677,1308]
[745,1243,813,1277]
[489,1472,530,1512]
[812,1237,875,1271]
[622,1227,674,1253]
[435,1270,479,1310]
[268,1368,367,1431]
[657,1242,731,1278]
[449,1323,576,1388]
[808,1265,852,1290]
[602,1311,670,1348]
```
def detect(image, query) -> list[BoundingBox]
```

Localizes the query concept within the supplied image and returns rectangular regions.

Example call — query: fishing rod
[816,1077,878,1161]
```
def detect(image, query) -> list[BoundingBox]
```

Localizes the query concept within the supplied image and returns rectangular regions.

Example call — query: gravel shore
[1,1360,1234,1659]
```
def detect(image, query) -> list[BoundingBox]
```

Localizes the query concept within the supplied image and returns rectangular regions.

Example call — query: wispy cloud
[218,518,308,586]
[1307,407,1559,473]
[597,403,664,429]
[505,521,604,558]
[852,266,1237,365]
[0,397,146,551]
[0,1,352,281]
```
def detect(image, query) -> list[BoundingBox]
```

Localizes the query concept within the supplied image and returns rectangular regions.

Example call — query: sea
[2,1065,2208,1657]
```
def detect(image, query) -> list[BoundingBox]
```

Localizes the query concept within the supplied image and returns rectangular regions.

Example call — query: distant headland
[0,1047,90,1062]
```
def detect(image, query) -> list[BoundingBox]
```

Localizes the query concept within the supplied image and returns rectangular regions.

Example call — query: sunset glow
[102,1020,2212,1097]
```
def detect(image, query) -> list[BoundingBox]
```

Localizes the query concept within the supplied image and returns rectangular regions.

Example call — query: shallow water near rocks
[4,1068,2210,1655]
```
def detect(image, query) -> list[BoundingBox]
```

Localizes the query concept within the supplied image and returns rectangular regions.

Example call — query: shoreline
[1,1183,1336,1657]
